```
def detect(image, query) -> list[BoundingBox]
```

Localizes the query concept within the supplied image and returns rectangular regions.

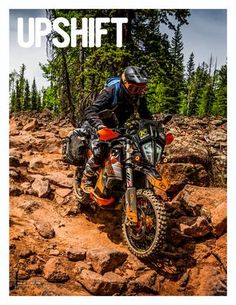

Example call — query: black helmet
[121,66,148,96]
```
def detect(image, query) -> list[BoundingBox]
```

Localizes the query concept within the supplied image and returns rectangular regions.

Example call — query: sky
[9,9,227,90]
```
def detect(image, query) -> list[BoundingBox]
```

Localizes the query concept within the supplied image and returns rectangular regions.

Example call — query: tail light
[165,132,174,145]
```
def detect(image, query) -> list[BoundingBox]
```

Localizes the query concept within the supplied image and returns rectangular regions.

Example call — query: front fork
[125,140,138,224]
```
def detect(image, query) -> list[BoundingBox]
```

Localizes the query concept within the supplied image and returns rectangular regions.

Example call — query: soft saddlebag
[62,128,87,166]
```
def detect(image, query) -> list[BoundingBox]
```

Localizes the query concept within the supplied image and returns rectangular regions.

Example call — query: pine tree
[169,24,185,112]
[19,64,26,108]
[23,80,31,110]
[186,52,195,81]
[10,89,17,113]
[211,64,227,116]
[31,78,38,110]
[15,80,22,112]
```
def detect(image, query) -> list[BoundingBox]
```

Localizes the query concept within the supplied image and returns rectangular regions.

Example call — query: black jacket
[84,85,152,129]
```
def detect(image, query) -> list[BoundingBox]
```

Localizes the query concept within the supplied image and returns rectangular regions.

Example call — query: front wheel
[122,189,167,258]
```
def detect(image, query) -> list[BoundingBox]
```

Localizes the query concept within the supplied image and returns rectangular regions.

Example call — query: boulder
[44,258,70,283]
[66,246,86,261]
[212,234,227,270]
[29,158,44,169]
[9,167,21,180]
[77,269,126,295]
[87,248,128,274]
[45,172,73,188]
[55,188,72,198]
[34,221,55,239]
[9,186,23,196]
[128,270,158,293]
[9,155,20,167]
[31,177,50,198]
[211,201,227,236]
[178,216,212,238]
[10,116,19,136]
[171,185,227,218]
[23,118,38,131]
[208,129,227,143]
[17,245,35,258]
[74,261,92,275]
[164,137,209,165]
[49,249,60,256]
[157,163,209,193]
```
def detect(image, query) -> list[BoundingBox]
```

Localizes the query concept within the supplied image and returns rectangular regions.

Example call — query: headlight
[142,142,153,163]
[142,142,163,164]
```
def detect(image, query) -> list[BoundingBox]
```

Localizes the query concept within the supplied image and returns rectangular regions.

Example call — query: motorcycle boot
[80,172,95,194]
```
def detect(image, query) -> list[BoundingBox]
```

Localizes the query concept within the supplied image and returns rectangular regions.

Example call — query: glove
[97,127,120,141]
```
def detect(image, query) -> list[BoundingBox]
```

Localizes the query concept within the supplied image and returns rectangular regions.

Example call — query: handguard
[97,127,120,141]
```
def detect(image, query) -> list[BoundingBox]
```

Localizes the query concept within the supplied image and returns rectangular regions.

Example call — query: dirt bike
[73,115,174,258]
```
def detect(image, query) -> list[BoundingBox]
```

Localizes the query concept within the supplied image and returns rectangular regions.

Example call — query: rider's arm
[137,96,153,120]
[84,88,113,130]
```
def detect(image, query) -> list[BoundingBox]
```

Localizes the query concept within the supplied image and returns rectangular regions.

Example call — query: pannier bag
[62,128,88,166]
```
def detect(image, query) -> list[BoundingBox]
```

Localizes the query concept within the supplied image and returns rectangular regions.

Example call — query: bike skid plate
[90,189,115,206]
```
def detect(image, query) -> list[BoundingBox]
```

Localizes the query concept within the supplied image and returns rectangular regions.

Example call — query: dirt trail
[9,112,227,296]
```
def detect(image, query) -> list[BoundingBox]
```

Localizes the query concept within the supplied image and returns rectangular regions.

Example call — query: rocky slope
[9,111,227,296]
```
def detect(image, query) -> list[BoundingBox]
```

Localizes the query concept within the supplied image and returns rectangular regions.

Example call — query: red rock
[131,270,158,293]
[157,163,209,193]
[66,246,86,261]
[23,118,38,131]
[32,177,50,198]
[213,234,227,270]
[179,216,212,237]
[9,186,23,196]
[44,258,70,283]
[55,188,72,198]
[74,262,92,275]
[164,137,209,165]
[34,221,55,239]
[211,202,227,236]
[45,172,73,188]
[29,158,44,169]
[77,269,126,295]
[87,248,128,274]
[171,185,226,217]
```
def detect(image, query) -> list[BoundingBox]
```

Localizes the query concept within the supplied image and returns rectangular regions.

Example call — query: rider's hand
[97,126,120,141]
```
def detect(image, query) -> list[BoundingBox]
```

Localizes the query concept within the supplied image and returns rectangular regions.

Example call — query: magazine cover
[1,0,235,304]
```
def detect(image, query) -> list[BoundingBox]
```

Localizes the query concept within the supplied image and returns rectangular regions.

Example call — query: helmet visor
[125,83,147,94]
[122,73,147,95]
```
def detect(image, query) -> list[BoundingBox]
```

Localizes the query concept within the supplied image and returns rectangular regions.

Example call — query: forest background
[9,9,227,126]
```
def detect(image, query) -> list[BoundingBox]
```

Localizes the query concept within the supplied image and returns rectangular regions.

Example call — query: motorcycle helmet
[120,66,148,99]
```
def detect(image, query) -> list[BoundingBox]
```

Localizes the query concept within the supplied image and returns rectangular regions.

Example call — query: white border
[1,1,236,305]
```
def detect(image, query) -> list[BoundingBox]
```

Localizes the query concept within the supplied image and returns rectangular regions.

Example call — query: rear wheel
[122,189,167,258]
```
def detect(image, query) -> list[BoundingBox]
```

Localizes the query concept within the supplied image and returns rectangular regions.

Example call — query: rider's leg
[80,140,108,193]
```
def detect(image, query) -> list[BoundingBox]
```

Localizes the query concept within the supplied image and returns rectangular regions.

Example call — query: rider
[80,66,152,193]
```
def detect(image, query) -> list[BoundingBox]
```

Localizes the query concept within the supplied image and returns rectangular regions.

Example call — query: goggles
[121,73,147,95]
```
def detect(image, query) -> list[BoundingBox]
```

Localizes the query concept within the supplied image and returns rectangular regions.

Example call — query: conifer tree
[15,80,22,112]
[10,89,17,113]
[31,78,38,110]
[211,64,227,116]
[169,24,185,112]
[186,52,195,81]
[23,80,31,110]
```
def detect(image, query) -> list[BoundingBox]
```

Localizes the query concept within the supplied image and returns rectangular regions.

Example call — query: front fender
[134,163,169,199]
